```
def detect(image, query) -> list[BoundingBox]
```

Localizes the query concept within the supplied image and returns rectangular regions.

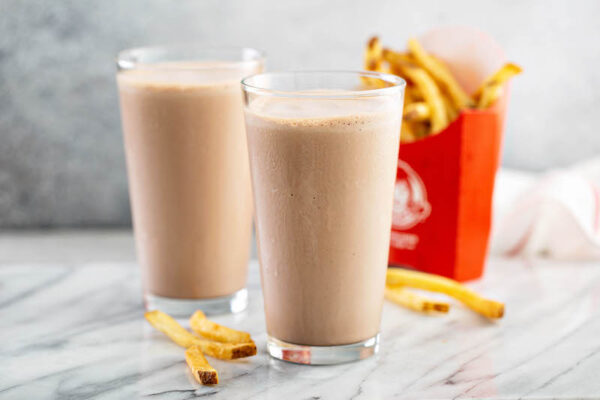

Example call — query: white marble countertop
[2,231,600,399]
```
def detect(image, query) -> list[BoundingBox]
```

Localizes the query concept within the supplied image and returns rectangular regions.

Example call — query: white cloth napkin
[491,158,600,260]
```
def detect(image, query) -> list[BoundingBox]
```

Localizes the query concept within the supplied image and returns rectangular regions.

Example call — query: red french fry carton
[388,27,510,281]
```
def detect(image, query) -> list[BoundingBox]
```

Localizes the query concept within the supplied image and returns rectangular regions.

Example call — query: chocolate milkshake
[243,72,404,362]
[117,47,263,315]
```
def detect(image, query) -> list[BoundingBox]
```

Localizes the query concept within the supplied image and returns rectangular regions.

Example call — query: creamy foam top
[118,61,258,92]
[246,93,401,127]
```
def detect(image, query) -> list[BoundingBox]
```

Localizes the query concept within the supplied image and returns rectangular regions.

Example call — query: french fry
[410,120,430,139]
[404,85,422,103]
[385,286,449,313]
[441,92,459,121]
[383,47,449,134]
[185,346,219,385]
[363,37,388,87]
[407,38,473,110]
[474,63,522,109]
[403,101,430,122]
[395,61,447,133]
[401,121,417,143]
[364,37,382,69]
[477,85,504,110]
[199,339,257,360]
[190,311,253,344]
[144,310,257,359]
[382,48,415,65]
[145,310,200,348]
[386,269,504,319]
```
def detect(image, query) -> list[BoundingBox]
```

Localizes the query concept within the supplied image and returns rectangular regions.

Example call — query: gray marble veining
[2,257,600,399]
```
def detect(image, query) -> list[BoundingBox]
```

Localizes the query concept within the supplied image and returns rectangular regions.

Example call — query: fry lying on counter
[145,272,502,385]
[385,268,505,319]
[145,310,256,385]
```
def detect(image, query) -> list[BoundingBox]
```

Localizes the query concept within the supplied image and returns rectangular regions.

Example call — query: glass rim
[241,70,406,99]
[116,45,265,71]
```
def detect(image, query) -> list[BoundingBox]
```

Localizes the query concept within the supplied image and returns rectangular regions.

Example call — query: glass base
[267,334,379,365]
[144,288,248,317]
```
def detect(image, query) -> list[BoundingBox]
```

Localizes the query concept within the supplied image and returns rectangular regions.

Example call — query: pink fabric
[491,159,600,260]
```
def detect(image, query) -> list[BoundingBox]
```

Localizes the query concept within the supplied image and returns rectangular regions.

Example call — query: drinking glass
[242,71,405,364]
[116,46,264,316]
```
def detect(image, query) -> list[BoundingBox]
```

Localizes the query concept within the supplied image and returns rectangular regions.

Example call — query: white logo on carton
[392,160,431,230]
[390,231,420,250]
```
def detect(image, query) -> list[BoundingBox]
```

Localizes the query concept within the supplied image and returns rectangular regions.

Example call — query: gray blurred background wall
[1,0,599,228]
